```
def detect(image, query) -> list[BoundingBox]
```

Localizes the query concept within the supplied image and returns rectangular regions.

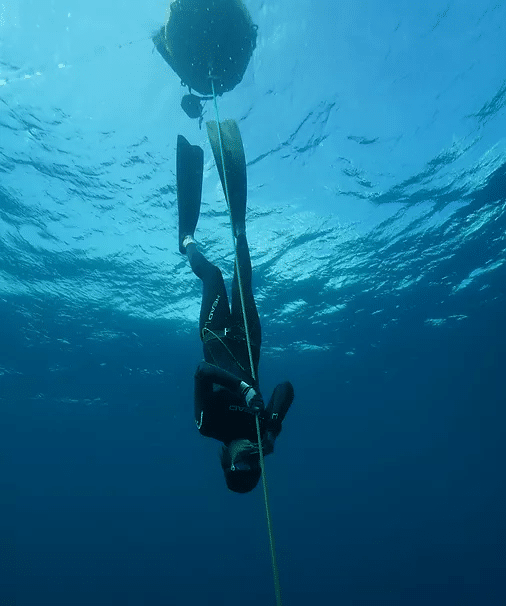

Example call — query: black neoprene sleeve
[195,360,243,396]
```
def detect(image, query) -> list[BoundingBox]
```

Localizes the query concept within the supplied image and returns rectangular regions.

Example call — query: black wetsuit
[188,234,293,446]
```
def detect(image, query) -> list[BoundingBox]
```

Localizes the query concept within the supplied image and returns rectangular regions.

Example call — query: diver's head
[220,439,261,494]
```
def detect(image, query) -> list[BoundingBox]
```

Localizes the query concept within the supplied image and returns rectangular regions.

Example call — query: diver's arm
[194,361,263,430]
[194,362,229,430]
[195,361,244,394]
[194,362,222,429]
[264,381,294,437]
[260,382,294,454]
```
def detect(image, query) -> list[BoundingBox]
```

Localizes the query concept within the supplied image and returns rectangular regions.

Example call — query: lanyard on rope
[210,78,283,606]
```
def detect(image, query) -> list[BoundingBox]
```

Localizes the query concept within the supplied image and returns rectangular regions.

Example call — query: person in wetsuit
[176,121,294,493]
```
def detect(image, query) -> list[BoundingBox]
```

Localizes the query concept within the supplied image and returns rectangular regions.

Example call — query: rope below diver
[256,413,283,606]
[210,77,283,606]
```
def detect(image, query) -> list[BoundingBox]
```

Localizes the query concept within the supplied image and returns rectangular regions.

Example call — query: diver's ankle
[182,235,195,251]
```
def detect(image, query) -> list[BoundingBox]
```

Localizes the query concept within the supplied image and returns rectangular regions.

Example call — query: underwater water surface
[1,0,505,605]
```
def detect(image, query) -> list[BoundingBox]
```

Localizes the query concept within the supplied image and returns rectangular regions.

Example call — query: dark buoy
[153,0,257,96]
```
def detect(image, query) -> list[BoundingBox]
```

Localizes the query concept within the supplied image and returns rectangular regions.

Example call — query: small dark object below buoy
[181,94,203,119]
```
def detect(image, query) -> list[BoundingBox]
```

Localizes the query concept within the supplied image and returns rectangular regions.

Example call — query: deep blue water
[1,1,506,605]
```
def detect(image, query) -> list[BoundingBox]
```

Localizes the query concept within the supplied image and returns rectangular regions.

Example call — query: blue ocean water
[1,0,505,604]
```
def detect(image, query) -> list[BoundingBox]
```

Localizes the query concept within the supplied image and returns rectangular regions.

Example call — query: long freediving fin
[206,119,247,236]
[177,135,204,254]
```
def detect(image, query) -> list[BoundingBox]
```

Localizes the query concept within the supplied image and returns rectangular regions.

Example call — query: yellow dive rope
[210,78,283,606]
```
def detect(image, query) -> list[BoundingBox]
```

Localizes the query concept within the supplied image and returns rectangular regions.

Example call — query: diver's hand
[262,431,276,455]
[240,381,264,412]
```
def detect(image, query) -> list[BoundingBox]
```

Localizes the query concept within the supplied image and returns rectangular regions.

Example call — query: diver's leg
[186,243,231,338]
[177,135,203,254]
[207,119,259,373]
[231,233,261,375]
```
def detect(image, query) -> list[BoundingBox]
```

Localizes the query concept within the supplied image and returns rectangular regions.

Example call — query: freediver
[177,121,294,493]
